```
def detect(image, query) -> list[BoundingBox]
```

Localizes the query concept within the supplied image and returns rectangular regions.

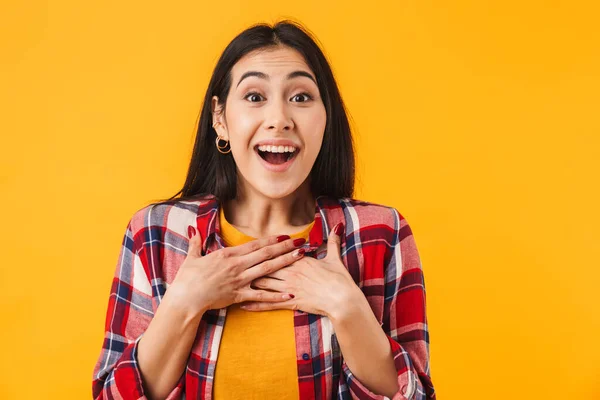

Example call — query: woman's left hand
[241,222,362,320]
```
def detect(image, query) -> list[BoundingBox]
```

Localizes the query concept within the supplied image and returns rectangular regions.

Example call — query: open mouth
[255,145,299,165]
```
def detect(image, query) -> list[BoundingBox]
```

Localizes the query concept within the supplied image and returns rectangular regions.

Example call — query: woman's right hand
[167,225,306,318]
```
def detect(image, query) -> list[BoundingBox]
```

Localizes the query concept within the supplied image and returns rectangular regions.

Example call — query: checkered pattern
[92,194,435,399]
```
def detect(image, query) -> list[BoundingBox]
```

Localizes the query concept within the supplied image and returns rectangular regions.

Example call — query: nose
[264,99,294,132]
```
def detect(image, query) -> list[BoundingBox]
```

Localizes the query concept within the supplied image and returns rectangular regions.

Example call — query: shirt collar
[194,194,344,255]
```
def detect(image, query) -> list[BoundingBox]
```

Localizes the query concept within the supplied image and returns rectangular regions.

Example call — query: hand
[242,222,362,320]
[167,225,307,318]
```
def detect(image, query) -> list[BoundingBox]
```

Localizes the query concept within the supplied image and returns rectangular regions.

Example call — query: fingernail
[277,235,291,242]
[293,238,306,246]
[288,293,295,299]
[188,225,197,238]
[334,223,344,236]
[294,248,305,257]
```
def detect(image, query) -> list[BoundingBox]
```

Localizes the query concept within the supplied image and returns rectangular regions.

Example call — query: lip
[254,139,301,149]
[255,146,300,173]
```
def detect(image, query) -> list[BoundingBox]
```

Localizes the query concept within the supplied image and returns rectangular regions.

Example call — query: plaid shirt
[92,194,436,400]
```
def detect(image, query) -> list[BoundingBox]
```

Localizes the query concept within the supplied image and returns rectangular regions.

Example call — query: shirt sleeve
[340,209,436,400]
[91,213,186,399]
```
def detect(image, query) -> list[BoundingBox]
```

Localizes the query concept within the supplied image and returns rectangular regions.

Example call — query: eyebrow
[235,70,317,88]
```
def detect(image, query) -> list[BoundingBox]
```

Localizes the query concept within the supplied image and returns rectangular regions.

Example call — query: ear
[211,95,229,141]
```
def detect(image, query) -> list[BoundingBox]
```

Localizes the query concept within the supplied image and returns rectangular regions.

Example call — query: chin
[253,180,303,200]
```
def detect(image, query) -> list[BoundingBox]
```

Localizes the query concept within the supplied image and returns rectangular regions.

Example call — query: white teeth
[257,144,297,153]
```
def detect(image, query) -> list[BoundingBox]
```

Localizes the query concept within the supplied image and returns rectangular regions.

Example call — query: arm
[136,288,204,399]
[330,287,400,397]
[337,209,436,400]
[91,214,198,399]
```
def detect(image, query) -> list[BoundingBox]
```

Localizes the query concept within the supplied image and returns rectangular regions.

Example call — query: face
[212,45,327,200]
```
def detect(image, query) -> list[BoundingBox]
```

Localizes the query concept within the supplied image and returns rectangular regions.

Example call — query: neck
[222,181,316,238]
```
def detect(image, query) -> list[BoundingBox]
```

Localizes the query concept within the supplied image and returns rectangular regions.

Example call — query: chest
[153,222,385,399]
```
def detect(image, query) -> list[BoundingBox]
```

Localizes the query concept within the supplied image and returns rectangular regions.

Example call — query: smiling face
[211,45,327,200]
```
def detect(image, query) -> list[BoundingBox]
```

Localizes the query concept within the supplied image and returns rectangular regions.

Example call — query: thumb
[187,225,204,258]
[326,222,344,260]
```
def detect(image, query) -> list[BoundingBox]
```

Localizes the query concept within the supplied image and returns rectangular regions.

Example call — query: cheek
[303,108,327,157]
[307,104,327,132]
[225,105,260,153]
[232,114,258,137]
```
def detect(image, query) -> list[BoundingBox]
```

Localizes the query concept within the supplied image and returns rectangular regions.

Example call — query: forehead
[231,46,313,80]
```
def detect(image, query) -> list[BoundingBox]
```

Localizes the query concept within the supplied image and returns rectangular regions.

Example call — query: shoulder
[335,198,423,274]
[127,194,216,236]
[331,196,408,231]
[331,198,422,277]
[331,197,420,251]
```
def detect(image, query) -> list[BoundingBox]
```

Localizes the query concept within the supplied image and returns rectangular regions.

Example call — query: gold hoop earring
[215,136,231,154]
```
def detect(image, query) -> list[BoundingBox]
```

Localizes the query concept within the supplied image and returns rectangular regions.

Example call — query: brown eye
[244,92,264,102]
[291,93,312,102]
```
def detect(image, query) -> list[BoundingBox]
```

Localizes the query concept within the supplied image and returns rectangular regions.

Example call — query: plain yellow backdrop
[1,1,599,399]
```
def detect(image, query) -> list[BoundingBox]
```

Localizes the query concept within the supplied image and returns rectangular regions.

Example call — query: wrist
[327,284,368,324]
[163,282,208,321]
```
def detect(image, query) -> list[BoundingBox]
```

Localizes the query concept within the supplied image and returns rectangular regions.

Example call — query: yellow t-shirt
[213,207,315,399]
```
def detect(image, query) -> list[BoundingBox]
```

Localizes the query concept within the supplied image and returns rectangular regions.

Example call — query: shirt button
[302,353,310,361]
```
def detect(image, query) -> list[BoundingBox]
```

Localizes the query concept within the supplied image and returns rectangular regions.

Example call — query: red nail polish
[277,235,291,242]
[288,293,295,299]
[296,248,305,257]
[188,225,197,238]
[334,223,344,236]
[293,238,306,246]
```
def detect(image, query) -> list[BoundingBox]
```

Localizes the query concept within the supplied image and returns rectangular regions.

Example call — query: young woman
[92,20,436,400]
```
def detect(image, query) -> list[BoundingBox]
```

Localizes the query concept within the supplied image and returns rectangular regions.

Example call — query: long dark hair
[149,20,355,207]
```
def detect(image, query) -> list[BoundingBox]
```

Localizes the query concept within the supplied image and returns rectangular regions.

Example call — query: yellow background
[1,1,598,399]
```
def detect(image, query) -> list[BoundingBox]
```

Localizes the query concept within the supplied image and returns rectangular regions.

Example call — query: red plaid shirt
[92,194,436,399]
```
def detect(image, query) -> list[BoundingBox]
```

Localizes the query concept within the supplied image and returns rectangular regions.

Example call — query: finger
[240,299,297,312]
[187,224,203,258]
[326,222,344,260]
[236,288,293,303]
[263,268,288,280]
[237,236,305,271]
[239,246,305,285]
[220,234,290,258]
[251,277,288,292]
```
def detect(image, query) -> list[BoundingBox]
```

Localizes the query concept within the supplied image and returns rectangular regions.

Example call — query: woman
[92,20,436,400]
